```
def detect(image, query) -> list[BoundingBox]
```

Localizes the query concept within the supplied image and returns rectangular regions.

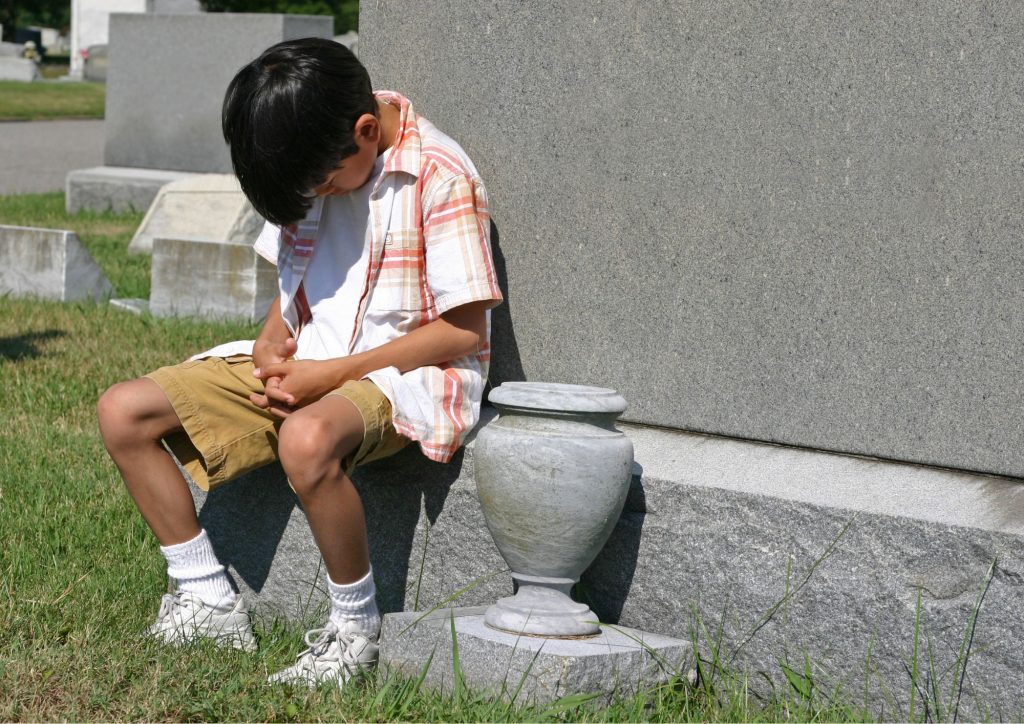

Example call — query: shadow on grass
[0,329,66,360]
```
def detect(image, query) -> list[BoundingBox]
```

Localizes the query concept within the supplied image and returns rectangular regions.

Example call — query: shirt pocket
[366,228,428,312]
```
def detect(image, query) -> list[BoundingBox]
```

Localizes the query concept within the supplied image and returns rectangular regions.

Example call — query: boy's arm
[252,300,489,415]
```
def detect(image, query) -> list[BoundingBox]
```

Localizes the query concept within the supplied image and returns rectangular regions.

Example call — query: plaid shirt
[255,91,503,463]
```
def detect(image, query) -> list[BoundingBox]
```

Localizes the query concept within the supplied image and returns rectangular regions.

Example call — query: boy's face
[312,113,381,197]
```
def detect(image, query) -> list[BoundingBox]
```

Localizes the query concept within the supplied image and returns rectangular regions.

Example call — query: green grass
[0,191,147,297]
[0,79,105,120]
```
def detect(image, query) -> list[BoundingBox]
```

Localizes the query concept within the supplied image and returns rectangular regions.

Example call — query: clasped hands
[250,337,358,418]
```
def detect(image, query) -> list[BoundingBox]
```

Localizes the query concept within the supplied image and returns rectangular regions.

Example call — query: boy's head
[222,38,376,226]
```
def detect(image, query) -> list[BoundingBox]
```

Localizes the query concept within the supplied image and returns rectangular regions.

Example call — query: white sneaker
[268,621,379,688]
[147,591,256,652]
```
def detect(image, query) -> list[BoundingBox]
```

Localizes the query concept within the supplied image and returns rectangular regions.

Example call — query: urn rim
[488,381,628,415]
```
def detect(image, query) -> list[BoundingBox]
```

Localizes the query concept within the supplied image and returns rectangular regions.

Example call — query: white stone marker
[150,236,276,321]
[0,225,113,302]
[129,174,264,254]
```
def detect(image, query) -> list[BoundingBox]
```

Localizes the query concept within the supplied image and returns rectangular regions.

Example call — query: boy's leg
[270,393,381,686]
[97,375,254,650]
[96,377,199,545]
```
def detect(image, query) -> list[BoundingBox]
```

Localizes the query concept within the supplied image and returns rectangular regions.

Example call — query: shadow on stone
[485,220,525,391]
[198,463,297,597]
[0,330,67,361]
[579,462,646,624]
[355,446,462,614]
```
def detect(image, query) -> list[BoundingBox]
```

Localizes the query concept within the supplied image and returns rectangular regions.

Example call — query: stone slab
[191,412,1024,718]
[0,57,39,81]
[380,608,689,706]
[110,297,148,315]
[360,1,1024,478]
[150,237,276,320]
[0,225,113,301]
[104,13,333,172]
[66,166,197,213]
[129,174,263,254]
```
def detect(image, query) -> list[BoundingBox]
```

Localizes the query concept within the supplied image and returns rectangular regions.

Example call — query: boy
[96,38,502,687]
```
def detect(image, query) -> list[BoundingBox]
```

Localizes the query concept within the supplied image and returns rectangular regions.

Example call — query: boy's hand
[253,358,363,417]
[250,337,297,415]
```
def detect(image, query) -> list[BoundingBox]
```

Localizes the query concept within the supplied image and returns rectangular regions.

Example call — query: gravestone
[360,1,1024,480]
[0,225,112,301]
[129,175,263,254]
[150,236,276,320]
[0,57,39,81]
[66,13,333,212]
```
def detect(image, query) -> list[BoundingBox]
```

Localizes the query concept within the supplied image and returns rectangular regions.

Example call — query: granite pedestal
[66,166,197,214]
[380,607,690,706]
[188,410,1024,718]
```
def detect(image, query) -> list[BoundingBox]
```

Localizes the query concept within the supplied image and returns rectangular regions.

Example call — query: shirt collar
[375,90,421,178]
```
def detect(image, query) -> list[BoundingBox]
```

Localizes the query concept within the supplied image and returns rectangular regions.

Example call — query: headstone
[361,1,1024,480]
[103,13,333,173]
[0,225,113,301]
[129,174,263,254]
[149,237,276,320]
[82,44,107,82]
[67,13,334,212]
[69,0,147,80]
[380,608,690,707]
[0,41,21,57]
[0,57,39,81]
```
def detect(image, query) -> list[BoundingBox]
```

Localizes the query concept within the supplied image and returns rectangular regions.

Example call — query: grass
[0,79,105,121]
[0,193,999,721]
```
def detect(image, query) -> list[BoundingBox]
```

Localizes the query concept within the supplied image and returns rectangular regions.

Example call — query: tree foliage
[1,0,71,42]
[199,0,358,34]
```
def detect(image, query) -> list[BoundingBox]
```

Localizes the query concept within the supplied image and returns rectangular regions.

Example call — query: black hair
[222,38,375,226]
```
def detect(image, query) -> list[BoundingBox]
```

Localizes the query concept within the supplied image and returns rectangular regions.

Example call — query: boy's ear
[354,113,380,143]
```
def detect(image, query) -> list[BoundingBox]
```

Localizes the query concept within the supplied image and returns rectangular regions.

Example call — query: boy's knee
[97,381,139,442]
[278,410,360,488]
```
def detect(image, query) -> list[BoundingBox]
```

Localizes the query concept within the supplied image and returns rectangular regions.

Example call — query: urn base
[484,575,600,638]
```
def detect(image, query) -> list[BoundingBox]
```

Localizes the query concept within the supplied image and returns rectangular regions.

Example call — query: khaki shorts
[146,355,410,491]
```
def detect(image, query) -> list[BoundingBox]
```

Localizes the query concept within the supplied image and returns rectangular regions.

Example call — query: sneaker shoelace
[155,592,185,623]
[298,624,362,666]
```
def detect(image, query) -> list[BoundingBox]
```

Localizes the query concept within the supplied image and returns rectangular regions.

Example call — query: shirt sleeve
[253,220,280,265]
[423,173,503,314]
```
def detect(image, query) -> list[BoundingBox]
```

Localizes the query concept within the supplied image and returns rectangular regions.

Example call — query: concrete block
[360,1,1024,478]
[104,13,333,173]
[66,166,197,213]
[0,57,39,81]
[190,413,1024,717]
[150,237,276,320]
[380,608,689,706]
[129,174,263,254]
[0,225,112,301]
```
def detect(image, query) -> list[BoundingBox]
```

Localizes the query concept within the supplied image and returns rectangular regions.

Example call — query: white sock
[160,529,236,607]
[328,568,380,638]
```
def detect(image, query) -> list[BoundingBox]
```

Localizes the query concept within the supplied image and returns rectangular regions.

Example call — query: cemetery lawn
[0,80,105,121]
[0,193,868,721]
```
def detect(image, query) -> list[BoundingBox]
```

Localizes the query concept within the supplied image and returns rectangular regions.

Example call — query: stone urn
[474,382,634,637]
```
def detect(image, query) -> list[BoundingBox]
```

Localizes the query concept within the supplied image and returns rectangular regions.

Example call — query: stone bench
[190,409,1024,716]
